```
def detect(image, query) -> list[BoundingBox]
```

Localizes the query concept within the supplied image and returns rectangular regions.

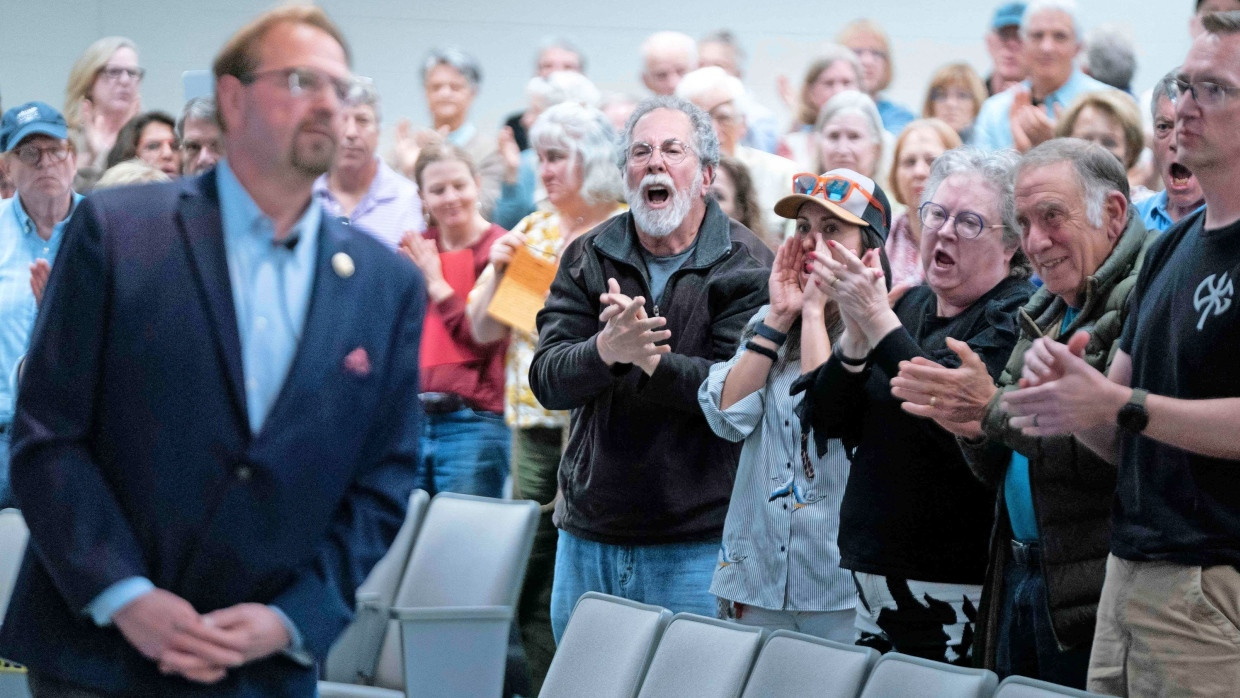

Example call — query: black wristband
[754,322,788,346]
[745,340,779,362]
[835,350,869,366]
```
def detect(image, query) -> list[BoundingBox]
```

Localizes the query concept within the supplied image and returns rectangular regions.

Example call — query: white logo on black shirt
[1193,271,1234,331]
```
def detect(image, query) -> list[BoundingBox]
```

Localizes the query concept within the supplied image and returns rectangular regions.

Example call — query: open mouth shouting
[1166,162,1194,194]
[642,175,675,208]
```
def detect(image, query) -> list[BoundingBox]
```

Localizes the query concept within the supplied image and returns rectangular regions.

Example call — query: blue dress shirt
[1134,190,1203,233]
[85,162,321,661]
[0,193,81,423]
[1004,307,1079,541]
[973,70,1113,151]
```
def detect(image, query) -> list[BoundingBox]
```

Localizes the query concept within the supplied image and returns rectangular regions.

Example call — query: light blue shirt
[85,162,319,662]
[972,69,1114,151]
[1134,189,1203,233]
[1004,307,1079,541]
[0,192,81,423]
[876,98,915,135]
[218,158,321,434]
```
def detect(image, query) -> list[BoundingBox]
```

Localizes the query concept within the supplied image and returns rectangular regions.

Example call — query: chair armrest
[391,605,513,622]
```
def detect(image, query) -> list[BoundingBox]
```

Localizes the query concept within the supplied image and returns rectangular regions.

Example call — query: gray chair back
[0,509,29,627]
[858,653,998,698]
[323,489,430,684]
[995,675,1109,697]
[636,613,765,698]
[540,592,673,698]
[740,630,878,698]
[387,493,538,696]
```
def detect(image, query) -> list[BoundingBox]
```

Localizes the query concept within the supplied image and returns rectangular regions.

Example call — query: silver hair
[1082,24,1136,91]
[616,95,720,171]
[536,36,586,73]
[699,29,746,70]
[922,146,1031,277]
[1150,69,1179,122]
[526,71,600,109]
[674,67,746,115]
[640,31,698,64]
[1022,0,1082,40]
[422,47,482,89]
[175,96,217,141]
[345,76,381,122]
[814,89,883,139]
[1016,138,1129,229]
[530,102,623,206]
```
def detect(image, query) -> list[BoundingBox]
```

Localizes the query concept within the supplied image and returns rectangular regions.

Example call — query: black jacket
[530,199,772,544]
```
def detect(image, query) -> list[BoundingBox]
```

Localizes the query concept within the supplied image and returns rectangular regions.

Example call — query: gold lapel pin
[332,252,355,279]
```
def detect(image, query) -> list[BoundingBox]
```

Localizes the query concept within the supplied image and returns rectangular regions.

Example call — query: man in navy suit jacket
[0,7,424,696]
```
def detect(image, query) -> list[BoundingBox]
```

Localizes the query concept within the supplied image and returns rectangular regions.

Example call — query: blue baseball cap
[0,101,69,153]
[992,2,1026,30]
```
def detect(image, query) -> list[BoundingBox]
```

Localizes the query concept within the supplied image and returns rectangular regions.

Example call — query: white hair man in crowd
[1002,11,1240,696]
[640,31,697,96]
[530,95,772,642]
[676,66,798,237]
[973,0,1112,151]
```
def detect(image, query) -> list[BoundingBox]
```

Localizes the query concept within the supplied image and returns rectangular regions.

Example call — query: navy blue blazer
[0,170,425,696]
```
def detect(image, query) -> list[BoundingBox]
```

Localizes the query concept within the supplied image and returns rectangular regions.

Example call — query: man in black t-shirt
[1000,11,1240,697]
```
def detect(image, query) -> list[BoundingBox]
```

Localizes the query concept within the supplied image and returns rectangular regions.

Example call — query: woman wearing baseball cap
[698,168,890,641]
[794,148,1034,663]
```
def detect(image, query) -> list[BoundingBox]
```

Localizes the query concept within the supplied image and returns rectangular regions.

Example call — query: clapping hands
[596,278,670,375]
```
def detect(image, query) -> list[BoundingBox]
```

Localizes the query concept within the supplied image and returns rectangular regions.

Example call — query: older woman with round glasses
[700,168,891,642]
[794,147,1034,663]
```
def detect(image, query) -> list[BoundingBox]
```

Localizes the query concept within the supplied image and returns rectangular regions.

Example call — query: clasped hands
[112,589,290,684]
[595,277,670,375]
[807,240,903,357]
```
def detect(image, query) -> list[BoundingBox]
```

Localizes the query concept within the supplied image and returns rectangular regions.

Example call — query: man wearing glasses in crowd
[531,95,771,641]
[0,6,423,695]
[0,102,81,512]
[1003,11,1240,695]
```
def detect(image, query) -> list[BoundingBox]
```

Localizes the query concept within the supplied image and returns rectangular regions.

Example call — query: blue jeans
[994,541,1091,688]
[550,530,718,642]
[416,408,510,498]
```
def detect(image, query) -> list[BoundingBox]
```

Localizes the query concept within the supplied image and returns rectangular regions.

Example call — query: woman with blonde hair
[1054,90,1144,171]
[922,64,989,142]
[886,119,962,286]
[778,47,863,169]
[837,19,915,134]
[64,36,143,191]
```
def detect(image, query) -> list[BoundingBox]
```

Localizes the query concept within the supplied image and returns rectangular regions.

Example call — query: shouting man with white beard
[531,95,773,640]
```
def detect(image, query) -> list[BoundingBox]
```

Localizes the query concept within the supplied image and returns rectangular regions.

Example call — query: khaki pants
[1089,554,1240,697]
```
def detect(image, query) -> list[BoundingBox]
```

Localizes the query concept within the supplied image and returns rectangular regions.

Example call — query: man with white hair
[641,31,698,96]
[530,95,772,641]
[973,0,1112,151]
[697,29,780,154]
[503,37,586,151]
[676,66,798,237]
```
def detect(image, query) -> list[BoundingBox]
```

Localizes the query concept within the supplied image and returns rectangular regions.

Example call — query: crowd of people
[0,0,1237,697]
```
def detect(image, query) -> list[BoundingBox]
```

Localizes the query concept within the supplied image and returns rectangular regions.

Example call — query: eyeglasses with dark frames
[12,142,72,167]
[918,201,1004,239]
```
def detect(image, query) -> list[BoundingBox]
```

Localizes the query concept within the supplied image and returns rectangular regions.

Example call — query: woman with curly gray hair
[796,147,1033,664]
[465,101,623,694]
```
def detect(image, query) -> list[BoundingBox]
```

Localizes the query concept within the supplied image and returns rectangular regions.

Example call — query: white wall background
[0,0,1197,147]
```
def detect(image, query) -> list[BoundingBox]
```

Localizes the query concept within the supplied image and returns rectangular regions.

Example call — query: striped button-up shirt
[699,306,856,612]
[314,157,422,251]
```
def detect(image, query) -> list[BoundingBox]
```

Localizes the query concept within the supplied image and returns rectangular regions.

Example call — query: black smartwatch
[1117,388,1150,434]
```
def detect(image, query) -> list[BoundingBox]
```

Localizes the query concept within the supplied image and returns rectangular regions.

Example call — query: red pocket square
[343,347,371,377]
